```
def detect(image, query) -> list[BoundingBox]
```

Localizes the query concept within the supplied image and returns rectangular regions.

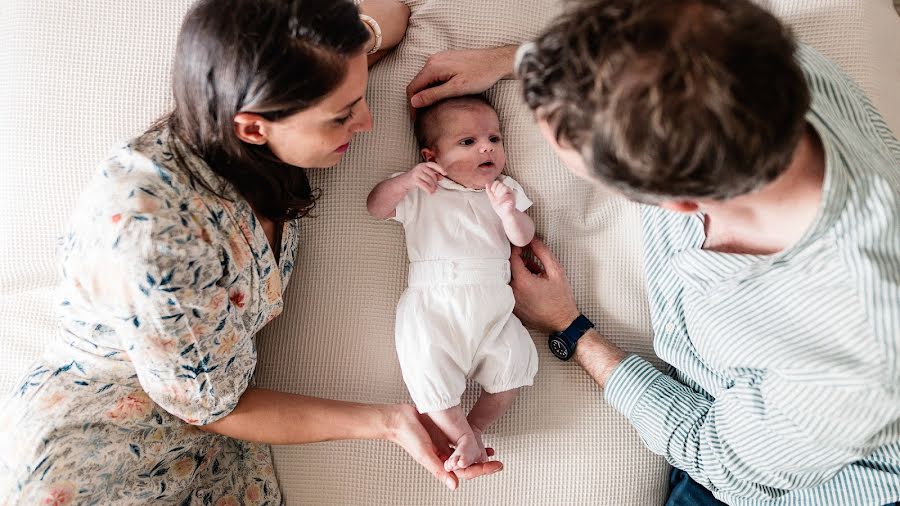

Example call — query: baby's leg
[467,388,519,448]
[428,405,487,472]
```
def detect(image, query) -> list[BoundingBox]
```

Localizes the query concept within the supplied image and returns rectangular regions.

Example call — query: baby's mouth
[478,161,495,169]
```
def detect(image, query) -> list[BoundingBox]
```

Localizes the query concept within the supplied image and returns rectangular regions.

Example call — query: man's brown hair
[518,0,810,201]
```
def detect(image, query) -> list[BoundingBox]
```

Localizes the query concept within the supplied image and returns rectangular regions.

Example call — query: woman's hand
[406,46,519,108]
[509,238,581,333]
[386,405,503,490]
[358,0,410,65]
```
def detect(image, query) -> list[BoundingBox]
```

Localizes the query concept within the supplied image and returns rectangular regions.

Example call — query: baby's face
[422,104,506,190]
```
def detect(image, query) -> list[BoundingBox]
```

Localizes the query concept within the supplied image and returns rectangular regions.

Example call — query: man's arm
[509,238,900,501]
[406,46,519,108]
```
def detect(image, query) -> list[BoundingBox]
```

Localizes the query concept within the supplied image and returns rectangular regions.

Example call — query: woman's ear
[421,147,436,162]
[234,113,270,145]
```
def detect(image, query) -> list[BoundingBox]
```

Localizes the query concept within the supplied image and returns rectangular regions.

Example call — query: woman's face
[264,52,373,168]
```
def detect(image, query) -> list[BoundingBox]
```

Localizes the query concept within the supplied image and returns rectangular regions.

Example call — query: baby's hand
[404,162,446,194]
[486,180,516,216]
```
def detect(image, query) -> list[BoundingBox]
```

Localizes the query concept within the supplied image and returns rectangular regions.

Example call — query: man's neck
[702,125,826,255]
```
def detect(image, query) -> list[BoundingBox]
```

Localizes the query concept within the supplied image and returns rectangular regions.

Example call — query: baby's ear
[421,147,436,162]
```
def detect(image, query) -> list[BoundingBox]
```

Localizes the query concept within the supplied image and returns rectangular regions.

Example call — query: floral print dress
[0,129,299,505]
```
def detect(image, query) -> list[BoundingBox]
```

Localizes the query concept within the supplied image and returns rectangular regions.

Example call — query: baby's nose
[479,142,494,153]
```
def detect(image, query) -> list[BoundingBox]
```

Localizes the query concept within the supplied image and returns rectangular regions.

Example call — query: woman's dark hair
[518,0,810,202]
[156,0,370,221]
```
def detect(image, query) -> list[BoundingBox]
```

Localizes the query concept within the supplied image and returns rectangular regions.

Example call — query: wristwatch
[548,314,594,361]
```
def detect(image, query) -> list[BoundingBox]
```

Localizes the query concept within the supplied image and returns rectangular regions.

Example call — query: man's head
[414,95,506,189]
[517,0,810,204]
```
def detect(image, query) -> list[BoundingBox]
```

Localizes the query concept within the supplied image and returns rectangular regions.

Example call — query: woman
[0,0,499,503]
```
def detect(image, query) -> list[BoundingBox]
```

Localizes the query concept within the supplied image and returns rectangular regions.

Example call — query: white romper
[390,173,539,413]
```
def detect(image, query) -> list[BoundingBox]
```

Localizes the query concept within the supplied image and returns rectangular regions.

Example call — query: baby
[367,95,538,471]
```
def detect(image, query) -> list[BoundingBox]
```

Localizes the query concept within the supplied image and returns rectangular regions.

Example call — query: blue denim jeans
[666,468,727,506]
[666,467,900,506]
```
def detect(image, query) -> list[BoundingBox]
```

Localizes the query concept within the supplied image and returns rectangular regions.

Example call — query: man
[407,0,900,504]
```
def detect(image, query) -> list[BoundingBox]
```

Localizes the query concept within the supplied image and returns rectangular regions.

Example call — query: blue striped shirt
[604,44,900,505]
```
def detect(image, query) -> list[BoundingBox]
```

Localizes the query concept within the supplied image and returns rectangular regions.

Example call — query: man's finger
[407,63,441,98]
[509,247,531,280]
[410,81,459,108]
[528,238,564,277]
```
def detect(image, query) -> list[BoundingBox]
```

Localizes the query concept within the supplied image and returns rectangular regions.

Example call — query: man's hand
[509,238,580,333]
[486,180,516,216]
[407,46,519,108]
[404,162,446,194]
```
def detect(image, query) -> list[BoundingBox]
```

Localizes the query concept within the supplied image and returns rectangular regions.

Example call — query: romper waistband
[407,259,511,287]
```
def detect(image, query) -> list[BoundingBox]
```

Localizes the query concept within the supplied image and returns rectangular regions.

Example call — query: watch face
[549,336,570,360]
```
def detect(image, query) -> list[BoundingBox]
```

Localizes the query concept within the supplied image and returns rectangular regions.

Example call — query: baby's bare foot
[444,431,488,472]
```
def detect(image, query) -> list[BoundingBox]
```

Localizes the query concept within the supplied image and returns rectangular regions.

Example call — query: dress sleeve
[97,191,256,426]
[500,175,533,212]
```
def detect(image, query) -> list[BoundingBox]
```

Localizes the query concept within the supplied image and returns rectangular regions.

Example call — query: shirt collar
[438,176,488,192]
[671,112,848,286]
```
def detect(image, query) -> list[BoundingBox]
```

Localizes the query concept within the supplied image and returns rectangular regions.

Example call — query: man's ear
[234,112,270,145]
[659,200,701,214]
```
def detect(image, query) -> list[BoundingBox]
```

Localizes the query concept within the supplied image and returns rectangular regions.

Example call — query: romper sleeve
[500,175,533,212]
[95,169,255,426]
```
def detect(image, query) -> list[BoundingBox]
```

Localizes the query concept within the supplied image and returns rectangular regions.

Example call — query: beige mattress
[1,0,898,504]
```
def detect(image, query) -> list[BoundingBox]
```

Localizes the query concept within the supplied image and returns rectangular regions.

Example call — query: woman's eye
[334,112,353,125]
[460,138,475,146]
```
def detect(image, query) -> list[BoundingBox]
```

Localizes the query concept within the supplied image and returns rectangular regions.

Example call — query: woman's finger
[454,460,504,481]
[417,447,459,490]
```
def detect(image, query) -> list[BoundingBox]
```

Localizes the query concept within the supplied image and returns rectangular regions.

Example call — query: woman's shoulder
[99,128,218,204]
[68,129,231,251]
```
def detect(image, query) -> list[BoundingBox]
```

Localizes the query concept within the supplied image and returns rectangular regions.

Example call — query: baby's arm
[486,180,535,247]
[367,162,446,219]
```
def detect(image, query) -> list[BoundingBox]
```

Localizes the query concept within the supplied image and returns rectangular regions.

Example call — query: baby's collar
[437,175,505,192]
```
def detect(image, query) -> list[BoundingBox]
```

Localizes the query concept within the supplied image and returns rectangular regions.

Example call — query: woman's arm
[358,0,410,66]
[199,387,502,489]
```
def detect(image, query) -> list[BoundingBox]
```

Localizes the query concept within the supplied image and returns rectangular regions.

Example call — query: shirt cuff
[604,353,665,419]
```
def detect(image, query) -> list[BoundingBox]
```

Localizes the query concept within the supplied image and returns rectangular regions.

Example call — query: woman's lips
[335,143,350,153]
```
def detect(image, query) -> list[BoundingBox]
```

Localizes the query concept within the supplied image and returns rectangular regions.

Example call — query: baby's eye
[490,135,502,143]
[459,138,475,146]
